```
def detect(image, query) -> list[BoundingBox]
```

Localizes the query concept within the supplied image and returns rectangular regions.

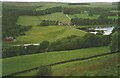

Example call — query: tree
[98,14,108,24]
[69,37,85,49]
[39,41,49,52]
[100,35,111,46]
[110,31,120,52]
[89,10,93,16]
[83,33,98,47]
[40,20,49,26]
[25,45,38,54]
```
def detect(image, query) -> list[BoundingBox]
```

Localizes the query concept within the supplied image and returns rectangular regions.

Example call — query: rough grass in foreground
[3,46,109,76]
[52,53,118,76]
[16,52,119,76]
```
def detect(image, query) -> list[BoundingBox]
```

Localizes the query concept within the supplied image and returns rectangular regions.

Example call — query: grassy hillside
[52,53,118,76]
[3,46,109,76]
[16,53,119,76]
[17,12,70,26]
[12,26,86,44]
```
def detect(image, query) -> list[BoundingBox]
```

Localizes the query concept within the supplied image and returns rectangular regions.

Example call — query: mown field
[11,26,86,44]
[17,53,118,76]
[17,12,70,26]
[3,46,109,76]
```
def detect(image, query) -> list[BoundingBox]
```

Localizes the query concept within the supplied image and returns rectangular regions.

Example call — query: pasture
[12,26,86,44]
[15,50,118,76]
[68,13,118,20]
[52,53,118,76]
[36,2,66,11]
[3,46,109,76]
[68,14,100,19]
[15,12,82,44]
[17,12,71,26]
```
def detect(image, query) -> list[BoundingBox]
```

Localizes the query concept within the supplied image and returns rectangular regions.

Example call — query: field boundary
[4,51,119,76]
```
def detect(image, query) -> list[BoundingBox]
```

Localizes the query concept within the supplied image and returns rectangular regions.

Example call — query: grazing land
[68,14,100,19]
[13,26,86,44]
[3,46,109,76]
[15,52,119,76]
[68,14,118,19]
[52,53,118,76]
[17,12,71,26]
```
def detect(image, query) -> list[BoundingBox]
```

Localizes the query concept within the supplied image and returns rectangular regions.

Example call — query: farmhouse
[4,36,15,42]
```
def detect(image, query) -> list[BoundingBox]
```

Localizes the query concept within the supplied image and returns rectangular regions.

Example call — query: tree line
[40,20,61,26]
[17,6,62,16]
[68,3,90,5]
[63,7,111,15]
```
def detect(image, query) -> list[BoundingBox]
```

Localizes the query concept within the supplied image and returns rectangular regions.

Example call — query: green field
[5,12,86,45]
[36,2,66,11]
[68,13,118,20]
[52,53,118,76]
[90,2,116,8]
[3,46,109,76]
[17,12,70,26]
[15,51,118,76]
[68,14,100,19]
[108,16,118,19]
[12,26,86,44]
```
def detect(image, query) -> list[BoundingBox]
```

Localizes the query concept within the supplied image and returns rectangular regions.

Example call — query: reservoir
[78,26,115,35]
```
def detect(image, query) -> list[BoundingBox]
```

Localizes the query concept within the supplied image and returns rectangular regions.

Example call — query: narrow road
[4,51,118,76]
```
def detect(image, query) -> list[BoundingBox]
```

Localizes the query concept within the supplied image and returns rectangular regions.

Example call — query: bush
[37,66,52,77]
[25,45,39,54]
[39,40,49,52]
